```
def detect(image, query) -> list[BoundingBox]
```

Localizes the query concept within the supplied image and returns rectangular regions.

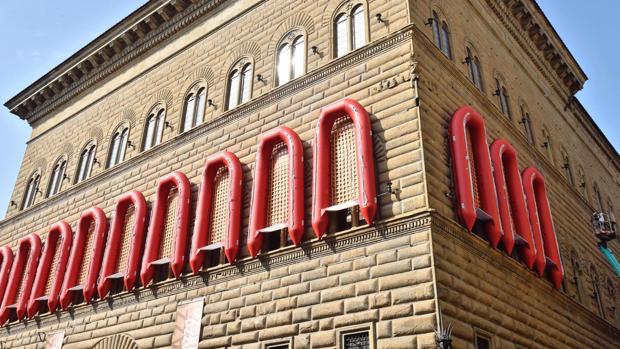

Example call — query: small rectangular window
[266,345,289,349]
[475,335,491,349]
[343,331,370,349]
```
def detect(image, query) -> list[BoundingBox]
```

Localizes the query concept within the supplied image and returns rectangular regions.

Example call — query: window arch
[141,171,191,286]
[248,126,304,257]
[47,157,67,197]
[519,105,535,145]
[22,171,41,209]
[465,46,483,90]
[98,190,147,298]
[142,107,166,151]
[448,106,502,248]
[561,150,574,186]
[226,60,253,110]
[276,31,306,86]
[182,86,207,132]
[605,277,617,319]
[490,139,535,264]
[569,250,583,302]
[312,99,378,239]
[541,127,554,163]
[589,266,604,317]
[28,221,72,316]
[107,125,129,168]
[522,167,563,289]
[431,11,451,58]
[494,77,511,119]
[593,182,604,212]
[190,151,243,272]
[60,207,107,309]
[76,141,97,183]
[334,3,367,58]
[0,234,41,325]
[577,165,588,198]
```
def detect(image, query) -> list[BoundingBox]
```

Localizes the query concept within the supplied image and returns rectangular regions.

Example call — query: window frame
[465,46,483,91]
[473,329,493,349]
[561,150,574,186]
[263,338,293,349]
[75,140,97,184]
[47,157,67,197]
[336,323,375,349]
[495,77,512,119]
[275,30,306,87]
[107,125,130,168]
[181,85,207,132]
[431,10,452,59]
[22,171,41,210]
[142,106,166,151]
[226,58,254,110]
[333,2,368,58]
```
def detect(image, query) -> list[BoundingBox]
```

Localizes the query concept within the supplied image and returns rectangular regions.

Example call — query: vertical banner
[172,297,204,349]
[45,331,64,349]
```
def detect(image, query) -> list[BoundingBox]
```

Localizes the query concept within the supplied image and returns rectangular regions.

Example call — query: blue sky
[0,1,618,219]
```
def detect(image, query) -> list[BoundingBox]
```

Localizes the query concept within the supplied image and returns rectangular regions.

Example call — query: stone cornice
[4,0,227,125]
[487,0,586,95]
[0,213,431,334]
[0,26,414,229]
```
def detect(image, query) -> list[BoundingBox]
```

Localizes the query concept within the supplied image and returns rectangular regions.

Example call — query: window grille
[343,331,370,349]
[78,223,97,286]
[44,237,63,296]
[159,188,179,261]
[330,116,359,205]
[115,205,135,275]
[209,167,230,245]
[267,142,289,227]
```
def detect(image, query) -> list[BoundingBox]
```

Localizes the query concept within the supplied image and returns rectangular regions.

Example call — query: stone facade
[0,0,618,348]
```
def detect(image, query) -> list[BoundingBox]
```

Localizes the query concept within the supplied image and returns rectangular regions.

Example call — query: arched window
[561,151,574,186]
[570,251,583,302]
[47,158,67,197]
[590,266,604,318]
[107,126,129,168]
[592,183,604,212]
[494,78,511,119]
[276,32,305,86]
[142,108,166,151]
[182,87,207,132]
[226,62,253,110]
[449,106,502,248]
[141,171,191,286]
[541,127,554,162]
[577,166,588,198]
[248,127,304,257]
[312,99,378,239]
[522,167,563,289]
[22,172,41,209]
[466,46,483,90]
[519,106,535,145]
[431,11,451,58]
[334,4,366,58]
[76,141,97,183]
